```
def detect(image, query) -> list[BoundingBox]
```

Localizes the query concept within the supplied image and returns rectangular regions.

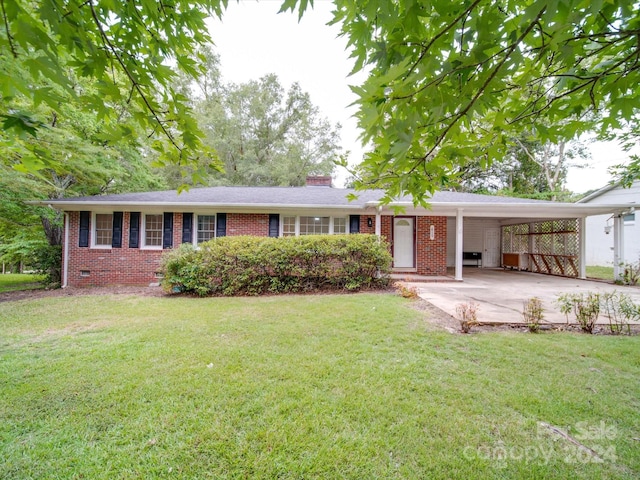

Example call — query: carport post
[578,217,586,279]
[455,208,464,281]
[613,214,625,281]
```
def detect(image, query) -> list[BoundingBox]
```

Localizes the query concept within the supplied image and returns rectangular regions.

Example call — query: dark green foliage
[161,234,391,296]
[34,244,62,287]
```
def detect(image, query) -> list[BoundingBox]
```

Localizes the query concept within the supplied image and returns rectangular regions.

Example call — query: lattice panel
[502,219,580,277]
[528,219,580,277]
[501,223,529,253]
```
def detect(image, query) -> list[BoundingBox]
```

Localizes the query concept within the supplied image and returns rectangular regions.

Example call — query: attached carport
[369,193,634,281]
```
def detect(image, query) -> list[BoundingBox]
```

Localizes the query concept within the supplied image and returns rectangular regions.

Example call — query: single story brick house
[35,176,633,287]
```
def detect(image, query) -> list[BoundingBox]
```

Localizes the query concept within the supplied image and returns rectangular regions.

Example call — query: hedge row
[161,234,392,296]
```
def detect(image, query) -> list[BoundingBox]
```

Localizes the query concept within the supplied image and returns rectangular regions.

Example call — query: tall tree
[161,49,341,188]
[204,75,340,186]
[454,136,590,200]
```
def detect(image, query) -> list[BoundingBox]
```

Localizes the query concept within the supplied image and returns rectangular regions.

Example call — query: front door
[484,228,501,268]
[393,217,415,269]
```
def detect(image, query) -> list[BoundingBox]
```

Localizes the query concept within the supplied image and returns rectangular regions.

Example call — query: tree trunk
[41,213,63,247]
[40,211,63,284]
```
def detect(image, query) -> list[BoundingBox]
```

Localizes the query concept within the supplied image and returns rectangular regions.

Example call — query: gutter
[27,201,368,212]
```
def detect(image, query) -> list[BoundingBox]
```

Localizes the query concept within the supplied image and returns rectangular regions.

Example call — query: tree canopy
[1,0,224,178]
[2,0,640,201]
[322,0,640,201]
[158,47,340,188]
[199,73,340,187]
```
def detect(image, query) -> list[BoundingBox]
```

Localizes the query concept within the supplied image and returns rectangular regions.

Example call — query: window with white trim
[300,216,330,235]
[282,216,296,237]
[197,215,216,244]
[143,214,163,248]
[333,217,347,234]
[93,213,113,247]
[281,215,348,236]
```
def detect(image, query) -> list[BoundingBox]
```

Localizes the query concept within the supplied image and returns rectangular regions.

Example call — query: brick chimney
[305,175,333,187]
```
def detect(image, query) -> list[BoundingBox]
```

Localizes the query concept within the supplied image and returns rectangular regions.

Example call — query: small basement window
[80,270,90,277]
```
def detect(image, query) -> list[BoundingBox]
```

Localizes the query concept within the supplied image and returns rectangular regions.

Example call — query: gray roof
[45,186,557,207]
[34,186,635,219]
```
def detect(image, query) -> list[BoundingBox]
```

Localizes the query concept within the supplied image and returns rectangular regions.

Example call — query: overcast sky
[207,1,634,194]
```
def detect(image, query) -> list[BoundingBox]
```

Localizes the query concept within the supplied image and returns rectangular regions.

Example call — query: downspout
[62,212,69,288]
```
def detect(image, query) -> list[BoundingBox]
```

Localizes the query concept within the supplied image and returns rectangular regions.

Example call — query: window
[282,216,296,236]
[144,214,163,248]
[94,213,113,247]
[281,216,348,236]
[300,216,330,235]
[197,215,216,243]
[623,212,635,225]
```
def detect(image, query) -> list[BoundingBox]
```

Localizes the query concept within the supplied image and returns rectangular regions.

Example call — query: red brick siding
[226,213,270,236]
[381,215,447,276]
[64,211,448,286]
[415,216,447,275]
[66,211,165,287]
[359,215,376,234]
[381,215,392,244]
[65,212,275,287]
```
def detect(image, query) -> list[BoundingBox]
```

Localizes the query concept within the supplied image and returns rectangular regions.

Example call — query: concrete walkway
[404,269,640,324]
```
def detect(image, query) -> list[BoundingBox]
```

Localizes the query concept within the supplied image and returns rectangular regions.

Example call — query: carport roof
[34,186,631,218]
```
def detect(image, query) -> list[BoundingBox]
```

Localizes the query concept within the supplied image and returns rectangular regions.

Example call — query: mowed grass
[1,293,639,479]
[0,273,45,293]
[586,265,614,281]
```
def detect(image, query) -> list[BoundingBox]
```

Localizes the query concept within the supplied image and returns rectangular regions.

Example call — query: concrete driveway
[408,269,640,324]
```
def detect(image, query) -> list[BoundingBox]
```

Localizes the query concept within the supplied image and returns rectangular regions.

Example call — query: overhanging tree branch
[86,0,184,156]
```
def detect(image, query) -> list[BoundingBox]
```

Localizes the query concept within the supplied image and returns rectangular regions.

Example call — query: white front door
[393,217,415,269]
[484,228,501,268]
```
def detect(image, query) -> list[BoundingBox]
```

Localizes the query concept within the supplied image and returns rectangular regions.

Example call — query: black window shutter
[112,212,123,248]
[216,213,226,238]
[163,212,174,249]
[79,211,90,247]
[268,214,279,237]
[182,213,193,244]
[129,212,140,248]
[349,215,361,234]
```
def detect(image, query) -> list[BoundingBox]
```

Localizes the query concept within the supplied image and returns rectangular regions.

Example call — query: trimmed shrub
[161,234,391,296]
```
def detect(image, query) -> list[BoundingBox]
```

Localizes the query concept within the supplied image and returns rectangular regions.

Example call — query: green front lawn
[1,294,638,479]
[0,273,45,293]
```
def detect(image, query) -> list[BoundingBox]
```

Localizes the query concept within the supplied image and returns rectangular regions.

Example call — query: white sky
[207,0,635,195]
